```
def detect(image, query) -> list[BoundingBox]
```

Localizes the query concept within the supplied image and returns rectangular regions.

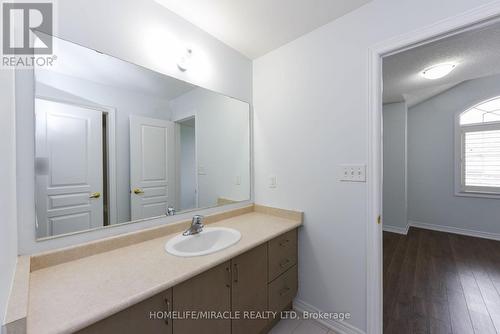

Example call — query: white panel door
[130,116,175,220]
[35,98,103,237]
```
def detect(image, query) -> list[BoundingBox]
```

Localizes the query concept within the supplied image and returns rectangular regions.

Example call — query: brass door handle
[133,188,144,195]
[89,192,101,199]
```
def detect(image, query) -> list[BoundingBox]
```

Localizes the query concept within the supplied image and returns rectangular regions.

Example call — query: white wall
[253,0,496,331]
[408,74,500,235]
[0,70,18,331]
[170,88,251,207]
[16,0,253,254]
[383,102,407,231]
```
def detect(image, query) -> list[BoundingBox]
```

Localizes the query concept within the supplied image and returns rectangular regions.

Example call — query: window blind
[464,129,500,188]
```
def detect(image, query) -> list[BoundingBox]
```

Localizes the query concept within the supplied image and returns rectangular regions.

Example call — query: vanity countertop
[23,205,302,334]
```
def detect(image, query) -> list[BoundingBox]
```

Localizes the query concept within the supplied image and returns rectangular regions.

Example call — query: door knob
[89,192,101,199]
[133,188,144,195]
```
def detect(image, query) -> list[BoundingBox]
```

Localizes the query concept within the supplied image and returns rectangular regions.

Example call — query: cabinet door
[173,261,231,334]
[232,243,269,334]
[77,289,172,334]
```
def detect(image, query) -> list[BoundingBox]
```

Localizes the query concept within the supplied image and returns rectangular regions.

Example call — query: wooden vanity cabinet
[265,229,298,332]
[78,228,298,334]
[268,229,297,282]
[231,244,268,334]
[77,289,172,334]
[172,261,232,334]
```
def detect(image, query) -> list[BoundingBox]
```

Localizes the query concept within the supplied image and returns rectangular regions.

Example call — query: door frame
[34,96,118,231]
[366,3,500,333]
[174,115,199,210]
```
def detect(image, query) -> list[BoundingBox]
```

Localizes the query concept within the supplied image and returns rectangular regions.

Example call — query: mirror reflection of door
[129,116,176,221]
[35,98,106,237]
[177,117,198,211]
[32,35,251,240]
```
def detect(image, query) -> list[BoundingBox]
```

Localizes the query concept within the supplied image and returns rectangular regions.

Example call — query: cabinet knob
[279,258,291,268]
[225,266,231,288]
[279,239,290,247]
[279,286,291,296]
[233,263,239,283]
[164,297,170,326]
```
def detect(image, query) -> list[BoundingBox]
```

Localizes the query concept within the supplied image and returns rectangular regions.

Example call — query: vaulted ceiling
[384,22,500,108]
[154,0,371,59]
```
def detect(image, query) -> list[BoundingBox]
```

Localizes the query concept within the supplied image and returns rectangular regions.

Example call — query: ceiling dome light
[177,47,193,72]
[421,63,457,80]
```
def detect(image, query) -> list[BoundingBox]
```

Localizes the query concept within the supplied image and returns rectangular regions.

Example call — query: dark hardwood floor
[384,227,500,334]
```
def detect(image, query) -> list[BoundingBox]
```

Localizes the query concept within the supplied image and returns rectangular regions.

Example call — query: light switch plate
[269,176,277,188]
[339,164,366,182]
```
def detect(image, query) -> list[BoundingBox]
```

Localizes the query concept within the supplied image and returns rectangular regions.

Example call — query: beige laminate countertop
[27,210,302,334]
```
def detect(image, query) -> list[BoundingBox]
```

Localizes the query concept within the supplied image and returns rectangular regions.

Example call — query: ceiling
[383,22,500,108]
[36,35,195,100]
[153,0,371,59]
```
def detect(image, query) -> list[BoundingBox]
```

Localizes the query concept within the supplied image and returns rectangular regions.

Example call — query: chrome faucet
[166,207,176,216]
[183,215,204,236]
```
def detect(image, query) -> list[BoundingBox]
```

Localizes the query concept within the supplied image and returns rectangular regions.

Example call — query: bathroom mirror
[34,36,251,239]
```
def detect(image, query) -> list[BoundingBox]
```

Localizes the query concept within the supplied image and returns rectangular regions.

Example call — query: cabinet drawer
[268,265,298,313]
[268,229,297,282]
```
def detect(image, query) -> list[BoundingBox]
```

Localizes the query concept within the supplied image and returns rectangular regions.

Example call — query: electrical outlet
[339,164,366,182]
[269,176,277,188]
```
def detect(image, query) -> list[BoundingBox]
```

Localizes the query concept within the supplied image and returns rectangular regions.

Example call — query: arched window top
[460,97,500,125]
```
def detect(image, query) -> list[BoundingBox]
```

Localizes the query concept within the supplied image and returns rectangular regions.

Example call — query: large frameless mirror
[34,36,251,239]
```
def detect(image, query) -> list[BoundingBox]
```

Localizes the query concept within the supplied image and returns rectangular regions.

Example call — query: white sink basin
[165,227,241,257]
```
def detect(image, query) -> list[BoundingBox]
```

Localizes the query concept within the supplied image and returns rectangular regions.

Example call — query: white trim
[408,220,500,241]
[366,39,383,334]
[454,191,500,200]
[174,122,181,210]
[174,115,199,211]
[368,3,500,334]
[104,108,118,227]
[294,299,365,334]
[383,224,409,235]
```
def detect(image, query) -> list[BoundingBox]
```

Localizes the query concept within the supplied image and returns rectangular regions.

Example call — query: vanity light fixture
[421,63,457,80]
[177,47,193,72]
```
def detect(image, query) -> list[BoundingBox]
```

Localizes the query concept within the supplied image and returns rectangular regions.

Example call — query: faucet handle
[166,207,176,216]
[192,215,204,225]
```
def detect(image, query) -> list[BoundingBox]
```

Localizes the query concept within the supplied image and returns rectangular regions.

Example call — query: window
[458,97,500,195]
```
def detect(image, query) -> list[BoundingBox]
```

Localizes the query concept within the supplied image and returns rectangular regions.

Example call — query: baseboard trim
[382,223,409,235]
[408,220,500,241]
[293,299,365,334]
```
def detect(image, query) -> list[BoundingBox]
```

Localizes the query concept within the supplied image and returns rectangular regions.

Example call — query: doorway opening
[380,14,500,334]
[176,116,198,211]
[102,112,110,226]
